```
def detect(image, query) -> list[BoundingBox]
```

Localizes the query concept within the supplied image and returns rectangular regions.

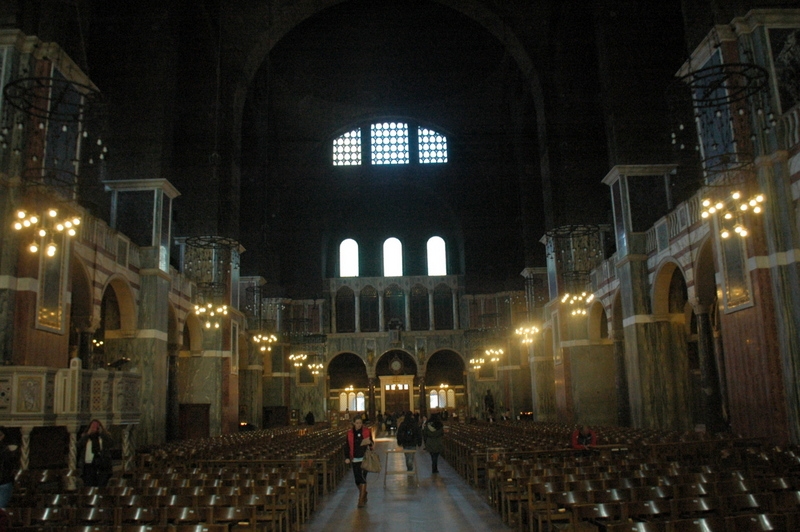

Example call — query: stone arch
[587,300,609,340]
[694,236,717,309]
[375,349,418,376]
[101,275,137,331]
[181,311,204,354]
[425,349,466,386]
[68,256,94,360]
[651,259,687,317]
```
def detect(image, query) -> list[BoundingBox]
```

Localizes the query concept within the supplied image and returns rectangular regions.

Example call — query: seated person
[571,425,597,450]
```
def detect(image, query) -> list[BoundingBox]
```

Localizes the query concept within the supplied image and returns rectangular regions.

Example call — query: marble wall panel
[177,356,222,436]
[569,344,617,426]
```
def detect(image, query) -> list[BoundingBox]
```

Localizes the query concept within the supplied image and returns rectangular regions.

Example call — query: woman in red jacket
[343,416,373,507]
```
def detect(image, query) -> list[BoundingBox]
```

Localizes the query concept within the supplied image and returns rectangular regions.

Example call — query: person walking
[396,411,422,471]
[343,416,373,507]
[423,414,444,474]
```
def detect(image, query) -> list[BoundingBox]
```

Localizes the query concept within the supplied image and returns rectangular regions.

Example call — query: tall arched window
[383,238,403,277]
[433,283,454,330]
[410,284,429,331]
[336,287,355,333]
[384,285,405,330]
[339,239,359,277]
[360,286,379,332]
[427,236,446,275]
[339,392,348,411]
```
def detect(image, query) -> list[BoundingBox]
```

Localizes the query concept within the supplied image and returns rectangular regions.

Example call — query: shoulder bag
[361,447,381,473]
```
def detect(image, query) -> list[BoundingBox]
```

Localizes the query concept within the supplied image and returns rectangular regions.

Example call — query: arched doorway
[424,350,465,419]
[328,352,369,422]
[376,350,417,416]
[68,257,93,364]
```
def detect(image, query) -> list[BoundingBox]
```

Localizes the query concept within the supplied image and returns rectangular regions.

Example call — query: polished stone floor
[303,434,510,531]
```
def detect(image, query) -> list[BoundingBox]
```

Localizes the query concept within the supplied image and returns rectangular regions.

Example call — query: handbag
[361,448,381,473]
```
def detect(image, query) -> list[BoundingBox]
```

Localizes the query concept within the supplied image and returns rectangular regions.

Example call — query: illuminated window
[427,236,446,275]
[418,127,448,163]
[383,238,403,276]
[339,239,359,277]
[371,122,409,165]
[333,129,361,166]
[356,392,365,411]
[339,392,348,411]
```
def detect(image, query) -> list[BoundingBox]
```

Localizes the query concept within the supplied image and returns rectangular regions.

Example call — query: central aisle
[303,433,510,531]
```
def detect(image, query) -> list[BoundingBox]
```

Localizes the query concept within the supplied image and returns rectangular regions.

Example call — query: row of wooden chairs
[7,499,289,531]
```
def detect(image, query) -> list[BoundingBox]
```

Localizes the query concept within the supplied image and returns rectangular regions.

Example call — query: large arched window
[427,236,446,275]
[333,129,362,166]
[371,122,409,165]
[383,238,403,277]
[336,286,355,333]
[339,239,359,277]
[332,122,448,166]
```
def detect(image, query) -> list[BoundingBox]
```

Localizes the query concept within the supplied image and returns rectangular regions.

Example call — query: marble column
[67,427,78,472]
[419,374,427,417]
[428,292,435,330]
[354,294,361,332]
[368,378,376,422]
[122,425,134,472]
[132,254,171,446]
[378,293,385,332]
[613,331,631,426]
[451,292,459,330]
[20,426,31,470]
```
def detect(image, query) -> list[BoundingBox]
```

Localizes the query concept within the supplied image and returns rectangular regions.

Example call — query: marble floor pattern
[302,434,511,531]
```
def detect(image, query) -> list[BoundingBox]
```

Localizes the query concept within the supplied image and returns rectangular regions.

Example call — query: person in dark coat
[78,419,114,488]
[423,414,445,474]
[396,411,422,471]
[0,427,18,509]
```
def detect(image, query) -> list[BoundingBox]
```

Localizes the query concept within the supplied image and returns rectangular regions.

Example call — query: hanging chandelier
[515,325,539,345]
[485,348,504,363]
[253,333,277,352]
[469,357,484,370]
[701,190,765,239]
[194,302,228,329]
[12,207,81,256]
[561,291,594,317]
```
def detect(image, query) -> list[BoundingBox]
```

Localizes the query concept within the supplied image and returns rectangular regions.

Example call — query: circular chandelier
[561,291,594,317]
[515,325,539,345]
[194,302,228,329]
[469,357,484,370]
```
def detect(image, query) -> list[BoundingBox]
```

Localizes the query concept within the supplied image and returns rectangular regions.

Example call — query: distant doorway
[178,403,210,440]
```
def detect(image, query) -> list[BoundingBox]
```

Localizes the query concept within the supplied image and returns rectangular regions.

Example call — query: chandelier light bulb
[715,202,723,210]
[731,191,741,199]
[740,204,748,211]
[68,228,76,236]
[16,210,26,219]
[38,229,46,237]
[22,220,30,227]
[702,199,711,207]
[48,209,57,217]
[739,228,748,237]
[753,206,761,214]
[29,215,38,224]
[724,213,733,220]
[46,243,56,257]
[708,207,716,214]
[13,222,22,230]
[756,195,764,203]
[29,242,39,253]
[73,217,81,225]
[701,211,709,219]
[721,230,730,239]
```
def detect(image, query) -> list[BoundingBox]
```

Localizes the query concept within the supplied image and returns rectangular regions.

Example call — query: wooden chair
[721,492,774,516]
[117,506,160,527]
[605,522,667,532]
[724,513,788,531]
[570,502,625,531]
[161,506,204,526]
[534,490,592,532]
[670,497,722,520]
[624,499,673,522]
[666,516,728,532]
[209,505,255,529]
[242,489,288,532]
[73,506,116,527]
